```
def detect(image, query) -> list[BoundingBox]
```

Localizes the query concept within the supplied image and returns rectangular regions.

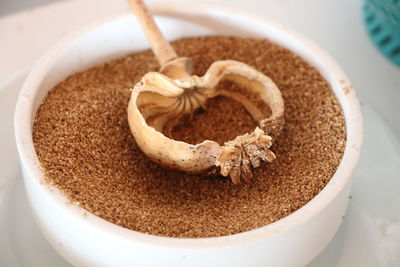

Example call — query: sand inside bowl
[32,36,346,238]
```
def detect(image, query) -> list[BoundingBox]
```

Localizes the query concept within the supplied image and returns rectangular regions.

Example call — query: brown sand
[32,36,346,238]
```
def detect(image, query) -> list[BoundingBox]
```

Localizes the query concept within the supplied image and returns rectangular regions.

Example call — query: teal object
[363,0,400,66]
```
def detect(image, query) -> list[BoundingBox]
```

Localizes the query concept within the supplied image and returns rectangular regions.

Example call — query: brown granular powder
[32,36,346,238]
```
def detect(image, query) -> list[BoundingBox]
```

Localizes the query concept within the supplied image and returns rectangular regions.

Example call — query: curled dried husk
[127,60,284,183]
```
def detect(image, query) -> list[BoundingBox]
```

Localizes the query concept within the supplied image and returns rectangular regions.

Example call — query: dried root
[217,128,275,184]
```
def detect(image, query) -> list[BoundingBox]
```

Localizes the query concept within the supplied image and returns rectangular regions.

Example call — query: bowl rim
[14,3,363,249]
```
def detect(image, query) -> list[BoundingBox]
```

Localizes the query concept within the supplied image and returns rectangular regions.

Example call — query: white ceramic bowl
[14,5,363,267]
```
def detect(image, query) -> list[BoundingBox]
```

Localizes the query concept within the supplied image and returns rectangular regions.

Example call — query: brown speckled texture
[32,36,346,238]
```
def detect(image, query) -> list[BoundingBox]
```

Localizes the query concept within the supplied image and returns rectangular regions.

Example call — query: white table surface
[1,0,399,138]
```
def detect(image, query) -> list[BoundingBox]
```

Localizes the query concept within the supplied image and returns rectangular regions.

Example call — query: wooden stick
[127,0,177,66]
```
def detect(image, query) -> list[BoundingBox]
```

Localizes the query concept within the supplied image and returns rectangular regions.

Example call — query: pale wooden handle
[127,0,177,65]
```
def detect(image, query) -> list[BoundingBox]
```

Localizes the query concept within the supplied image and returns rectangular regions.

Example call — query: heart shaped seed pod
[127,59,284,184]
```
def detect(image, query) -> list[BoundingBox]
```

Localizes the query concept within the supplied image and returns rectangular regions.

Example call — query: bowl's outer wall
[23,161,351,267]
[16,8,361,267]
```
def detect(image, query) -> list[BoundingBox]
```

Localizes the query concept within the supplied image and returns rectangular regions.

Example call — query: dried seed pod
[127,59,284,183]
